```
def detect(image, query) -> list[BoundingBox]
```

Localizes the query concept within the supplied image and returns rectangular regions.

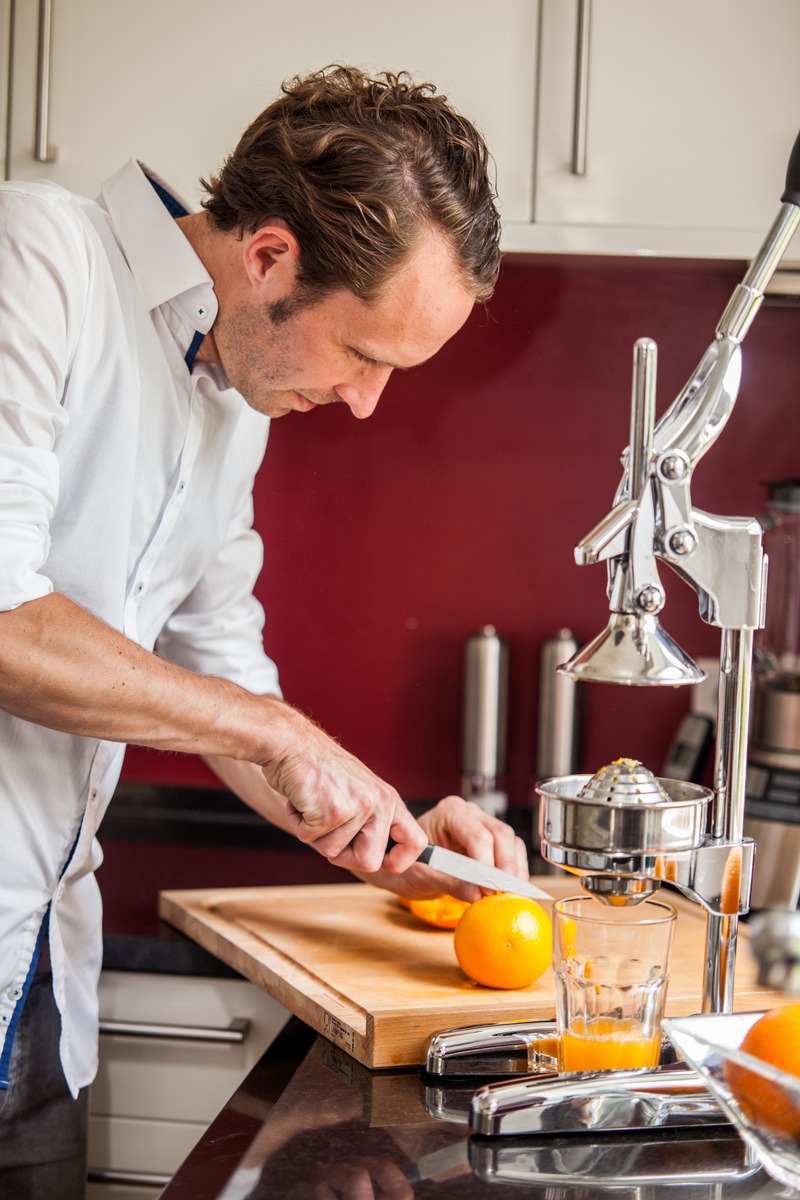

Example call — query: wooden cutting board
[159,877,789,1069]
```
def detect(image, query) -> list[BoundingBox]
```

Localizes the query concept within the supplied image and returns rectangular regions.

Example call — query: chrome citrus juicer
[425,130,800,1137]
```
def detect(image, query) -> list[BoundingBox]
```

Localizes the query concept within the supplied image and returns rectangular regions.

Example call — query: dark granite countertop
[156,1019,791,1200]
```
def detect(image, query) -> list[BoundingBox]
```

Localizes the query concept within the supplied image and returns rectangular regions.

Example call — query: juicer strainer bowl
[537,760,711,861]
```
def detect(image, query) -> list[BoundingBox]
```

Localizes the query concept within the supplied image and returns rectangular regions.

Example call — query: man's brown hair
[201,65,501,304]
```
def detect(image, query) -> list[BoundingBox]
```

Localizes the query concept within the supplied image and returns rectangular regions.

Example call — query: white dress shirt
[0,160,280,1097]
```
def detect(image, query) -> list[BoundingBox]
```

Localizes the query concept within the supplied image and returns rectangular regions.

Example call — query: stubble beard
[215,291,338,419]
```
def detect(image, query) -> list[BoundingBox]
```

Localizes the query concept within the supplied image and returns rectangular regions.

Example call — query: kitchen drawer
[91,971,289,1123]
[88,1112,203,1181]
[88,970,289,1183]
[87,1183,162,1200]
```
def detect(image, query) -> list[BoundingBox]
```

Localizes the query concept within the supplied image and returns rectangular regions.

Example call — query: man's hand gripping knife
[252,706,529,904]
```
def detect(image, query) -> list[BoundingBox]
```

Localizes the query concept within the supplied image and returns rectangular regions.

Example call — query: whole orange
[724,1005,800,1140]
[453,893,552,989]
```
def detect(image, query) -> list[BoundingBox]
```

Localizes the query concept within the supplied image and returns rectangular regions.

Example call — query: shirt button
[197,306,206,318]
[6,985,22,1002]
[177,480,186,494]
[135,582,144,595]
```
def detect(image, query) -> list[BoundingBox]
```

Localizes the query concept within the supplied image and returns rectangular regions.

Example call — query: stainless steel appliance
[535,628,580,780]
[425,128,800,1139]
[746,479,800,909]
[461,626,509,816]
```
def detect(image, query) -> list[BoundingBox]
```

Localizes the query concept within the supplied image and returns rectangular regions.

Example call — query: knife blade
[417,844,552,901]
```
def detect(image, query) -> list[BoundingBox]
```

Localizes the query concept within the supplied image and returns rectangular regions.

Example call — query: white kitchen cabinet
[517,0,800,260]
[3,1,798,263]
[2,0,539,221]
[86,970,289,1198]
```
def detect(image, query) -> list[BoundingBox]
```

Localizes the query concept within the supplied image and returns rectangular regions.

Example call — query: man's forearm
[0,591,427,874]
[0,591,290,761]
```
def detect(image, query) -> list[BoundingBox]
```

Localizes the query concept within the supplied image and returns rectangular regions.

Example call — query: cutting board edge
[159,889,380,1064]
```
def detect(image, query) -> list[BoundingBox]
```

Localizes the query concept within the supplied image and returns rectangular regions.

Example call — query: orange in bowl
[724,1005,800,1140]
[453,892,552,989]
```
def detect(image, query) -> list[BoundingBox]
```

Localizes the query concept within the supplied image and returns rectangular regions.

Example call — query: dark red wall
[122,254,800,806]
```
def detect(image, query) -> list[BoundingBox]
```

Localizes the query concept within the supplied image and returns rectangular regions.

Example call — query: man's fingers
[286,797,426,875]
[381,804,427,873]
[317,816,391,872]
[419,794,530,879]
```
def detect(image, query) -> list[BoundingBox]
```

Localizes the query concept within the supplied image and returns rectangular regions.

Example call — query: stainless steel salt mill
[462,626,509,816]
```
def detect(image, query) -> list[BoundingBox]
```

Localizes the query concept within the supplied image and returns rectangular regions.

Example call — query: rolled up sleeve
[0,189,86,610]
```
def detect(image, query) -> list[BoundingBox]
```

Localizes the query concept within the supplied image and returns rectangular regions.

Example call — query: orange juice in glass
[553,896,676,1075]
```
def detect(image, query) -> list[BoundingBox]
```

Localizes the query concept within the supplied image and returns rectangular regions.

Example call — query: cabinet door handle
[99,1016,251,1043]
[3,0,15,179]
[34,0,56,162]
[88,1167,170,1189]
[571,0,592,176]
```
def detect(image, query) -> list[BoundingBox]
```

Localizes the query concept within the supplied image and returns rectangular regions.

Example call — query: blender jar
[746,479,800,910]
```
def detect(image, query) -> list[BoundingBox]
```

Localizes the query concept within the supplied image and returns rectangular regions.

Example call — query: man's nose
[335,365,394,419]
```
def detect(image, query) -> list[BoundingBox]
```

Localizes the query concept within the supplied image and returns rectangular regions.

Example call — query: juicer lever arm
[574,129,800,590]
[635,130,800,490]
[651,337,741,470]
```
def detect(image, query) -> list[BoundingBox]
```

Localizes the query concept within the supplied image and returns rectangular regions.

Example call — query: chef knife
[416,844,552,901]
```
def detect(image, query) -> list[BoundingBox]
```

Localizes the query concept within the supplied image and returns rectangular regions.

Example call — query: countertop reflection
[159,1019,798,1200]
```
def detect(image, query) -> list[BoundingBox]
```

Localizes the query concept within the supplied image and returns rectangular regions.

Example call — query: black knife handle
[386,837,432,864]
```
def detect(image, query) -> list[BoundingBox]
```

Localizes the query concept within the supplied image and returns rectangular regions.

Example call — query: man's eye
[352,348,378,366]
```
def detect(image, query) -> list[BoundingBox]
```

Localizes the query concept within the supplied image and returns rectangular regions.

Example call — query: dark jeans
[0,972,88,1200]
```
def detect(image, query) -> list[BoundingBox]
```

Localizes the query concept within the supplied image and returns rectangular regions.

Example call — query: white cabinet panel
[525,0,800,259]
[7,1,797,261]
[87,1183,162,1200]
[88,1113,203,1180]
[6,0,539,222]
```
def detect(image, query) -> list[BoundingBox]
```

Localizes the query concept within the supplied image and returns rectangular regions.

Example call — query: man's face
[210,228,476,420]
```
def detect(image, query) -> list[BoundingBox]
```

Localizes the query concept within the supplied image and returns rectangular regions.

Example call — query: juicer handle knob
[781,128,800,206]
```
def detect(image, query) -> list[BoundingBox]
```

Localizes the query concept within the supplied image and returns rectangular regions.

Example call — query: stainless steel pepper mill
[462,626,509,816]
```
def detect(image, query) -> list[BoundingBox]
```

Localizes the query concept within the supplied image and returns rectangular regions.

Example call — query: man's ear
[242,223,301,293]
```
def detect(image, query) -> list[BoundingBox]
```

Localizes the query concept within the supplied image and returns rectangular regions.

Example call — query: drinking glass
[553,895,677,1073]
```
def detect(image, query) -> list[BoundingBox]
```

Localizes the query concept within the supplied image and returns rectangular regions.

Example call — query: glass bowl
[663,1011,800,1193]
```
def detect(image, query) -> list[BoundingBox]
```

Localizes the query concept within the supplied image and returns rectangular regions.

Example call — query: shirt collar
[98,159,217,337]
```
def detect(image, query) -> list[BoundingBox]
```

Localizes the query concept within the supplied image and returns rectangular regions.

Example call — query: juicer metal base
[424,1020,729,1138]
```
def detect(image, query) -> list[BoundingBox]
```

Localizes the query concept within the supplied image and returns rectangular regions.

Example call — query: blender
[746,479,800,910]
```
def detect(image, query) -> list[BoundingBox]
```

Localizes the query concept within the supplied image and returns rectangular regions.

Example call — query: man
[0,66,527,1194]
